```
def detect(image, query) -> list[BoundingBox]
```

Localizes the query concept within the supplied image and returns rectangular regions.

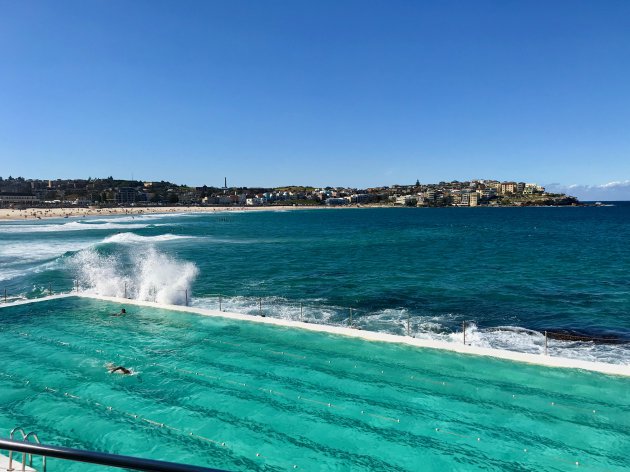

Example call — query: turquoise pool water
[0,297,628,471]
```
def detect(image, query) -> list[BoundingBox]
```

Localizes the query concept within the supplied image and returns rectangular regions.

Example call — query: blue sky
[1,1,629,198]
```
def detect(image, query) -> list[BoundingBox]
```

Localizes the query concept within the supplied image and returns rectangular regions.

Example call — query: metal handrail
[0,438,229,472]
[23,432,45,471]
[8,427,27,471]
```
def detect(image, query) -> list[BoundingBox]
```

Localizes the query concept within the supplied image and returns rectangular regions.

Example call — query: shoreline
[0,203,591,222]
[0,205,350,221]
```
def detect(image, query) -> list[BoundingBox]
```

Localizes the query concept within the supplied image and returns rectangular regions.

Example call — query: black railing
[0,438,229,472]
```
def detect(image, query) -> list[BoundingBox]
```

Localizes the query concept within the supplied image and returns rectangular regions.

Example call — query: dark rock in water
[545,330,628,344]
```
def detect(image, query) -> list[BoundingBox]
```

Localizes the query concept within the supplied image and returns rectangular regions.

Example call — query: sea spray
[135,247,198,304]
[70,248,129,298]
[70,246,198,305]
[102,233,195,244]
[193,295,630,364]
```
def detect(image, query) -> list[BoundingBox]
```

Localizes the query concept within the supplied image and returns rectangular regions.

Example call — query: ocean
[1,203,629,364]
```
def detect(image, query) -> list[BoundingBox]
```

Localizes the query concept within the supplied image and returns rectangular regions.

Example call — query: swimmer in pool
[107,363,132,375]
[110,366,132,375]
[112,308,126,316]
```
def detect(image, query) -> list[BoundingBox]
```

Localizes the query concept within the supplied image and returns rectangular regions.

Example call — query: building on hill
[116,187,136,204]
[0,193,39,206]
[500,182,517,194]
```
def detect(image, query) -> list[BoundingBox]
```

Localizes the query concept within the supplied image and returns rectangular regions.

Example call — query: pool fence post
[185,289,188,306]
[49,283,52,296]
[349,308,353,327]
[300,302,303,321]
[219,294,222,312]
[3,287,6,303]
[407,312,410,336]
[259,298,262,316]
[463,321,466,345]
[544,331,548,356]
[124,282,127,299]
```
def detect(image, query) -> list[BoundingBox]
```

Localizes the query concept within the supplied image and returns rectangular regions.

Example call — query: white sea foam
[444,322,630,364]
[191,297,630,364]
[71,247,198,305]
[0,222,150,233]
[192,295,339,324]
[0,231,193,283]
[102,233,196,244]
[0,240,93,263]
[83,213,197,224]
[0,268,27,282]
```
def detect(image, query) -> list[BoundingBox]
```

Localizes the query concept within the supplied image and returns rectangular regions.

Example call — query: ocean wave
[83,212,201,224]
[0,221,150,233]
[71,246,198,305]
[0,231,194,284]
[453,323,630,364]
[0,239,93,263]
[101,233,196,244]
[191,296,630,364]
[0,268,27,282]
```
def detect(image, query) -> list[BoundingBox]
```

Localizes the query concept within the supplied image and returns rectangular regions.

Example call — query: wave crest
[0,221,150,233]
[71,246,198,305]
[102,233,195,244]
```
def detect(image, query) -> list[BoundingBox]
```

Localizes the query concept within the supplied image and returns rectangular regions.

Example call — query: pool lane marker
[0,369,615,472]
[20,319,463,391]
[14,330,618,439]
[360,411,400,423]
[434,428,480,442]
[49,382,302,470]
[297,395,337,408]
[44,384,231,450]
[17,328,616,424]
[14,328,614,421]
[203,339,242,348]
[549,401,598,414]
[267,350,307,360]
[254,451,299,470]
[409,375,448,386]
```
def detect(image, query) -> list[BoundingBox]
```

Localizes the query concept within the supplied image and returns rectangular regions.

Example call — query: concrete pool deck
[0,454,36,472]
[2,293,629,378]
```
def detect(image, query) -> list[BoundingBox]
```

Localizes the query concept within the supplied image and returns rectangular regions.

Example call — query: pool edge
[3,293,629,378]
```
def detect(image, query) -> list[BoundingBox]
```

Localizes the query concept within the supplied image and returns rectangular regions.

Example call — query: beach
[0,205,332,221]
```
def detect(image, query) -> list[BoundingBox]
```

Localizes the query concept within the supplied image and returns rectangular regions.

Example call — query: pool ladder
[6,427,46,472]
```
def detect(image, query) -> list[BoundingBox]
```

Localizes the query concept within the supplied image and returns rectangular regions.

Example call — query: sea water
[0,297,628,471]
[1,205,629,363]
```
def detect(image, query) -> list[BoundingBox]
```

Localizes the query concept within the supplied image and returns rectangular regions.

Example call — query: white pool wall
[2,293,629,378]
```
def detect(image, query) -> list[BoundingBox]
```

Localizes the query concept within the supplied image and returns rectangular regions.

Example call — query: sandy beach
[0,205,340,221]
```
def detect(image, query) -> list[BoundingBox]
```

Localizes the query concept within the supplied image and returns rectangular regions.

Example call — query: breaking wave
[83,212,203,224]
[71,246,198,305]
[0,221,150,233]
[192,296,630,364]
[102,233,196,244]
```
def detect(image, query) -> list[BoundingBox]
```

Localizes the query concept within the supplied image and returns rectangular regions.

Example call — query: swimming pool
[0,297,628,471]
